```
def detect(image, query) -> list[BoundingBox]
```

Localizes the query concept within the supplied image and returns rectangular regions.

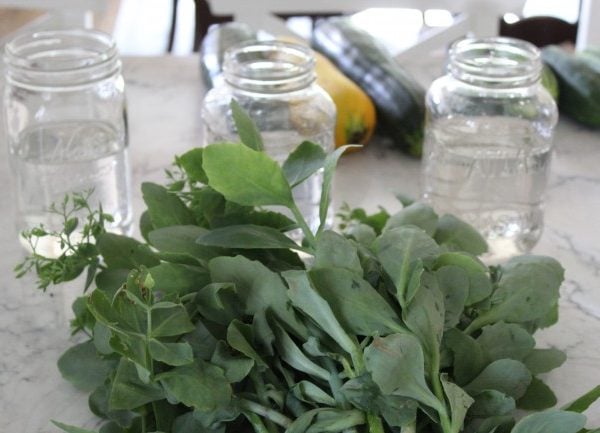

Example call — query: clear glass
[3,29,132,258]
[201,40,336,232]
[422,37,558,263]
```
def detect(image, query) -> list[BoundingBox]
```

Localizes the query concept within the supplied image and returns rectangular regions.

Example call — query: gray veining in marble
[0,55,598,432]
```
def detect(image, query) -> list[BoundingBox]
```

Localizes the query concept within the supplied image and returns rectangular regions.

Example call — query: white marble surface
[0,55,599,432]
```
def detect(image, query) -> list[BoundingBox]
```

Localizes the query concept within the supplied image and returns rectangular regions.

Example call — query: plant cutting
[18,102,600,433]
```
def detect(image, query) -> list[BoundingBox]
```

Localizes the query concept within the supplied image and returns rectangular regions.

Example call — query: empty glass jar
[3,29,132,257]
[201,40,336,232]
[422,37,558,262]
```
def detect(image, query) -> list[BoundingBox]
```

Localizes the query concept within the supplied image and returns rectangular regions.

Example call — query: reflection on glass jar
[3,29,132,258]
[422,37,558,262]
[201,41,336,233]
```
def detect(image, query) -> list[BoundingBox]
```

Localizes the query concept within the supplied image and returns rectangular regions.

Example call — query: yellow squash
[279,36,376,150]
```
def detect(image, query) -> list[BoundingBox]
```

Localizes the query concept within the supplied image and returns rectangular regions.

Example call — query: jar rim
[4,29,120,88]
[223,40,316,93]
[448,37,542,87]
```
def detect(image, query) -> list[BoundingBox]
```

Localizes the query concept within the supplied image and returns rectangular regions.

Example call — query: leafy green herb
[17,107,600,433]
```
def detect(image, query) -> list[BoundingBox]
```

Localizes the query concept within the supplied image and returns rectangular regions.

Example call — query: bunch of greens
[20,102,600,433]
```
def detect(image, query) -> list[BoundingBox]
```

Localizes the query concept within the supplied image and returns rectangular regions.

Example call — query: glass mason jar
[422,37,558,262]
[3,29,132,258]
[201,40,336,232]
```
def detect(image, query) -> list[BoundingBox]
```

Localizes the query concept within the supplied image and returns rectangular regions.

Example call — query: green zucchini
[312,17,425,157]
[200,22,258,89]
[542,45,600,127]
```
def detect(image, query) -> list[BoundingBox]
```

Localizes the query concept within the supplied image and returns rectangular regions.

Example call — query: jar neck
[448,37,542,88]
[4,29,120,90]
[223,41,316,93]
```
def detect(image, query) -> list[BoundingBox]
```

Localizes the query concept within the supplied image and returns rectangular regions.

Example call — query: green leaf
[282,141,326,187]
[89,383,139,428]
[173,412,221,433]
[435,266,469,329]
[511,410,586,433]
[318,145,358,233]
[292,381,336,406]
[97,233,160,269]
[467,256,564,332]
[305,409,365,433]
[230,99,264,151]
[517,377,557,410]
[470,416,515,433]
[157,360,232,411]
[151,303,195,338]
[562,385,600,413]
[443,329,485,386]
[363,333,444,413]
[148,339,194,366]
[96,268,130,298]
[477,322,535,362]
[88,288,147,335]
[434,252,492,305]
[464,359,532,400]
[308,267,403,336]
[209,256,307,338]
[196,283,243,325]
[109,359,164,410]
[469,390,516,417]
[272,320,330,381]
[51,421,98,433]
[226,320,268,368]
[197,224,302,250]
[373,226,440,308]
[283,270,357,355]
[64,217,78,235]
[93,322,113,355]
[434,214,488,255]
[178,148,208,183]
[202,142,293,207]
[403,273,445,371]
[148,225,221,262]
[313,230,362,275]
[142,182,196,228]
[108,333,150,375]
[384,202,439,235]
[210,340,254,383]
[441,374,474,433]
[149,263,210,298]
[57,341,117,392]
[182,320,218,361]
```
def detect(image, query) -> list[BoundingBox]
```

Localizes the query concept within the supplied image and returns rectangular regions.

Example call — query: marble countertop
[0,55,599,431]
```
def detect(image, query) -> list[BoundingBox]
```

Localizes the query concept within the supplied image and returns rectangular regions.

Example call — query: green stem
[238,398,292,428]
[367,413,385,433]
[430,351,452,433]
[290,204,316,248]
[245,411,271,433]
[250,370,278,433]
[323,357,348,409]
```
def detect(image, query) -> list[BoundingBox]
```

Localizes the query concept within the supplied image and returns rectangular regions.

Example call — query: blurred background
[0,0,587,56]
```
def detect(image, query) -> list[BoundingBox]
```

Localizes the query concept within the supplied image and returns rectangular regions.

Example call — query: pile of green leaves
[20,103,600,433]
